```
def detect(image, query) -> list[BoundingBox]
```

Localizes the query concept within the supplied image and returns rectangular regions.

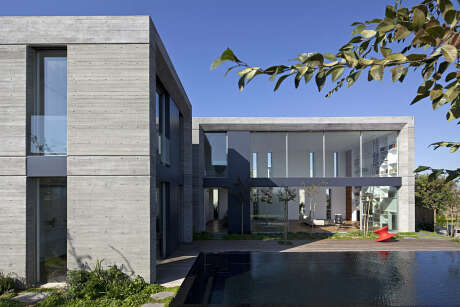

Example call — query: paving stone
[13,292,51,304]
[142,303,164,307]
[151,291,175,300]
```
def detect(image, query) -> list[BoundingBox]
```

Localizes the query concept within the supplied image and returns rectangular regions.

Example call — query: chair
[373,225,396,242]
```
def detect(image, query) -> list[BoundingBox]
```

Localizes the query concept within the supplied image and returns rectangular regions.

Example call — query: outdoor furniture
[373,225,396,242]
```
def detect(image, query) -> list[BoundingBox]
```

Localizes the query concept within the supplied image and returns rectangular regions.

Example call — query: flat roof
[193,116,414,131]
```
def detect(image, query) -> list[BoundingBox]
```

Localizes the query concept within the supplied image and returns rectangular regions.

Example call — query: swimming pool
[172,251,460,306]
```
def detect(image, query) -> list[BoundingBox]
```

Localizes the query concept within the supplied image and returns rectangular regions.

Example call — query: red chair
[373,225,396,242]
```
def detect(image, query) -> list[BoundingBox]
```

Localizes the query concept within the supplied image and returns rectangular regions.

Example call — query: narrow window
[309,152,315,177]
[252,153,257,178]
[334,152,339,177]
[267,152,272,178]
[30,50,67,155]
[156,91,162,156]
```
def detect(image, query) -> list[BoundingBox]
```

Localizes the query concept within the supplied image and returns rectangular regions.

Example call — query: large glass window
[251,132,287,177]
[287,132,323,177]
[251,187,284,232]
[360,186,398,231]
[30,177,67,283]
[156,85,178,166]
[324,132,360,177]
[362,131,398,177]
[30,50,67,155]
[204,132,227,177]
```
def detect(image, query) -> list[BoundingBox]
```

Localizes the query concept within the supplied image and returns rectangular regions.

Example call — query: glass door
[35,177,67,283]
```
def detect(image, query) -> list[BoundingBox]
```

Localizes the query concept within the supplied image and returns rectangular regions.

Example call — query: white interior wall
[251,132,286,177]
[331,187,346,218]
[218,188,228,220]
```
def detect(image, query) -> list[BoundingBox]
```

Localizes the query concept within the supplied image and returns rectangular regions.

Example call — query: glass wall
[360,186,398,231]
[251,132,287,178]
[250,188,284,232]
[362,132,398,177]
[30,50,67,155]
[287,132,323,177]
[204,132,227,177]
[30,177,67,283]
[325,132,360,177]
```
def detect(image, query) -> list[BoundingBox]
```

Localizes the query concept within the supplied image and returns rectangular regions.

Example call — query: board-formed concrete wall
[0,45,27,280]
[0,16,193,284]
[66,43,154,281]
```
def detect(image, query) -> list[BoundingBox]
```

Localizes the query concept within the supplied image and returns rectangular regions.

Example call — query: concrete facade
[0,16,192,284]
[193,117,415,233]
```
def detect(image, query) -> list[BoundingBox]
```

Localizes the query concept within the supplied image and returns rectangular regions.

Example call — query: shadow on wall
[67,232,92,270]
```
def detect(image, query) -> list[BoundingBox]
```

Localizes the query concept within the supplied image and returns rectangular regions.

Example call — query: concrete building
[0,16,192,284]
[193,117,415,234]
[0,15,416,287]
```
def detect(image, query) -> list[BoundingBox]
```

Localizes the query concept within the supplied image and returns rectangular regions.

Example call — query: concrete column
[227,131,251,234]
[192,128,205,232]
[397,120,415,232]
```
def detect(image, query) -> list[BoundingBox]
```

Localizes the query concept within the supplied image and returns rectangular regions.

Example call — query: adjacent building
[0,16,192,285]
[193,117,415,234]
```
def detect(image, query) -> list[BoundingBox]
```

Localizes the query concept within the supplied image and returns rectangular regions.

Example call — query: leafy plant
[212,0,460,181]
[0,273,21,296]
[37,261,173,307]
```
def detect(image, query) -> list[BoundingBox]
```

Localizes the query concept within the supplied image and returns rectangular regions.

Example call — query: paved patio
[156,238,460,287]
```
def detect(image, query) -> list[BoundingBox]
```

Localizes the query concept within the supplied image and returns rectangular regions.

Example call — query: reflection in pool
[173,251,460,306]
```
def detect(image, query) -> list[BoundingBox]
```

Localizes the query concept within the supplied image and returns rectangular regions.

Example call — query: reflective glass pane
[360,186,398,231]
[324,132,360,177]
[251,132,286,177]
[362,131,398,177]
[251,188,284,232]
[36,178,67,283]
[204,133,227,177]
[287,132,323,177]
[31,55,67,155]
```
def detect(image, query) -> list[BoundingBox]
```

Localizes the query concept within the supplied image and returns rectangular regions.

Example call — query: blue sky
[3,0,459,170]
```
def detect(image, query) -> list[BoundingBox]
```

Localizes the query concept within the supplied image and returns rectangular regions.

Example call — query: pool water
[173,251,460,306]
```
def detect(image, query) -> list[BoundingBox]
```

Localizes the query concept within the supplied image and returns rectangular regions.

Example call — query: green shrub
[38,261,172,307]
[0,273,20,295]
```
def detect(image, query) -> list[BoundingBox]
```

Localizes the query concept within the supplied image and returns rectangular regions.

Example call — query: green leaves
[385,53,407,62]
[323,53,337,61]
[361,30,377,38]
[315,70,327,92]
[370,64,384,81]
[441,44,458,62]
[412,7,426,29]
[211,48,241,70]
[330,65,345,82]
[430,84,443,102]
[352,24,366,36]
[376,19,395,33]
[394,26,411,40]
[390,65,407,82]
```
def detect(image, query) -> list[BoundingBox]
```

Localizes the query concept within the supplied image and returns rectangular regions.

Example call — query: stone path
[13,292,51,305]
[156,238,460,287]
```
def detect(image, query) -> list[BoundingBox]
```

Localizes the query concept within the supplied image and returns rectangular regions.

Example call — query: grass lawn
[194,230,453,241]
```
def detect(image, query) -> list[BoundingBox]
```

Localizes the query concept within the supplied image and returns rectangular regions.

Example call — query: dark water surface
[174,251,460,306]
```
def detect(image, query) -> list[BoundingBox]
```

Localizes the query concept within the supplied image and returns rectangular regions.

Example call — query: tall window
[333,152,339,177]
[156,84,172,166]
[30,50,67,155]
[30,177,67,283]
[204,132,227,177]
[309,152,315,177]
[252,152,258,178]
[267,152,272,178]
